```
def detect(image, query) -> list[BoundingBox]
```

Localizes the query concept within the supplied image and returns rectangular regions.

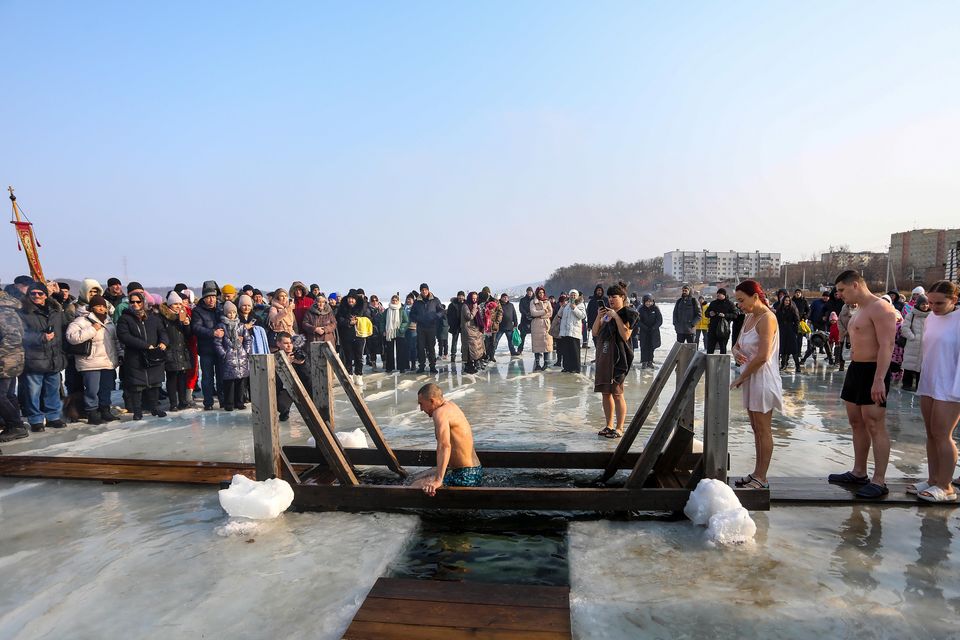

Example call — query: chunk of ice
[218,474,293,519]
[215,519,261,537]
[684,478,756,545]
[683,478,741,525]
[336,428,368,448]
[307,428,369,449]
[706,506,757,545]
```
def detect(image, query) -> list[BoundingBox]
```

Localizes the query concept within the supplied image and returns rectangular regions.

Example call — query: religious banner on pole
[8,187,46,283]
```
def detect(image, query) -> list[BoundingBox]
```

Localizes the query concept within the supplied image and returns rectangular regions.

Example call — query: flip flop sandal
[906,481,931,495]
[597,427,614,437]
[603,429,623,439]
[918,486,958,503]
[734,474,759,488]
[855,482,889,499]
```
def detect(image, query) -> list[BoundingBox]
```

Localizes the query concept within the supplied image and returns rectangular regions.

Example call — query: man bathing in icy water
[829,270,898,498]
[411,383,482,496]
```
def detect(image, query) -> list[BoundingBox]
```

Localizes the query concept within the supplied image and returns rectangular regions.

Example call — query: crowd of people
[1,271,958,503]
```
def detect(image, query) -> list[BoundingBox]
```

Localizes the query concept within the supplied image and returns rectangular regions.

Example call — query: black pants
[342,338,366,375]
[0,377,22,428]
[518,322,530,353]
[384,336,409,372]
[165,370,188,409]
[417,328,437,368]
[128,386,160,415]
[437,335,448,357]
[640,344,655,364]
[902,369,920,390]
[222,378,246,409]
[706,334,728,354]
[677,333,695,344]
[801,342,833,365]
[449,330,460,359]
[560,336,581,371]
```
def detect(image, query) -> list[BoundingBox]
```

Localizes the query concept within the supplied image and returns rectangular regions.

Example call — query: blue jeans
[199,352,222,408]
[21,372,63,425]
[81,369,114,411]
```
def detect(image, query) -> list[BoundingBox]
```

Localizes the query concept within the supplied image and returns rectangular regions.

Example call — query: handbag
[63,339,92,357]
[716,317,731,342]
[140,348,166,367]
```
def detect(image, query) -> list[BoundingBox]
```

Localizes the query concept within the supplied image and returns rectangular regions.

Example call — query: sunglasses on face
[29,292,46,297]
[130,300,143,305]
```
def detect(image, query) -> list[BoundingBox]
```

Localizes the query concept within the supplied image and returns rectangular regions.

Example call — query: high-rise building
[663,250,781,283]
[889,228,960,280]
[947,242,960,283]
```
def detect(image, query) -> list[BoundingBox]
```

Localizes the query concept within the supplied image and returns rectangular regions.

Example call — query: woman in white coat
[65,295,120,425]
[528,287,553,372]
[558,289,587,373]
[899,295,929,392]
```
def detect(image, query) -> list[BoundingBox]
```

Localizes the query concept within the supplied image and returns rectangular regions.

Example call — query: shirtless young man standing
[412,383,482,496]
[828,270,899,498]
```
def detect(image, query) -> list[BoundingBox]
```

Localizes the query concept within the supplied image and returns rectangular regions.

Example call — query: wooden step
[343,578,570,639]
[0,455,257,485]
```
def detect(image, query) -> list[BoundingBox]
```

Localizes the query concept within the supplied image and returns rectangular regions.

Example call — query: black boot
[100,406,118,422]
[87,410,103,426]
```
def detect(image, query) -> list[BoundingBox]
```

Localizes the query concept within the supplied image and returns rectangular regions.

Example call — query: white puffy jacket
[899,307,928,372]
[559,301,587,339]
[66,311,120,372]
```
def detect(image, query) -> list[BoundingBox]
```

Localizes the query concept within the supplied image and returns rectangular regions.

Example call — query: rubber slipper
[828,471,870,485]
[855,482,889,499]
[918,486,958,503]
[597,427,614,437]
[906,481,931,495]
[603,430,623,439]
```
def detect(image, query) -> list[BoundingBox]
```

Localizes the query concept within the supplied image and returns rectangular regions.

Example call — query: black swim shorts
[841,361,891,407]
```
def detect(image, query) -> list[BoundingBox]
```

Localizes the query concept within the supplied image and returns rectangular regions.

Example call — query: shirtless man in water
[412,383,482,496]
[828,270,899,498]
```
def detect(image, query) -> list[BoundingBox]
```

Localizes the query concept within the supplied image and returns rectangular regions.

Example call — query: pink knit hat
[829,312,838,322]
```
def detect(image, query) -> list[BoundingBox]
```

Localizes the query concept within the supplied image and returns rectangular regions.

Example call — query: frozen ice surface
[0,480,418,639]
[215,519,261,537]
[569,508,960,639]
[683,478,743,525]
[706,507,757,545]
[218,474,294,519]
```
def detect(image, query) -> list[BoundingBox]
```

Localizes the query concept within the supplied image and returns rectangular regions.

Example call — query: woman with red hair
[730,280,783,489]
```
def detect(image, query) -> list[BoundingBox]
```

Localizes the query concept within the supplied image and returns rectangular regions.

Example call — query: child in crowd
[828,312,844,371]
[215,301,252,411]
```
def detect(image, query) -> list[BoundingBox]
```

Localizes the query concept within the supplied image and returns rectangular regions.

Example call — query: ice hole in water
[218,474,294,519]
[683,478,756,545]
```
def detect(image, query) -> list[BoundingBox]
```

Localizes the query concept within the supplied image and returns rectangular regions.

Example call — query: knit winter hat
[127,281,144,293]
[238,294,253,308]
[107,277,122,287]
[912,286,926,295]
[174,283,188,292]
[27,281,47,294]
[201,280,219,298]
[717,288,728,296]
[166,291,183,306]
[222,301,238,315]
[222,284,237,295]
[88,295,108,308]
[915,295,928,306]
[14,275,34,286]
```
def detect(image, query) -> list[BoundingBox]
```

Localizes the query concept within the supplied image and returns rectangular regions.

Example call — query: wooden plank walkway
[753,477,959,507]
[0,455,258,485]
[342,577,571,639]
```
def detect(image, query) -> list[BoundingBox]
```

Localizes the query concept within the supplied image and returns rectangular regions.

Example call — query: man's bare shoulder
[864,299,898,323]
[434,401,464,420]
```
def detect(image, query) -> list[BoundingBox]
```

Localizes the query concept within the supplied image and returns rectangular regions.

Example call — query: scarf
[385,302,402,341]
[221,315,241,347]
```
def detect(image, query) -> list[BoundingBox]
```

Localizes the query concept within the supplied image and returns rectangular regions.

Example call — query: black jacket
[160,307,192,372]
[117,309,170,388]
[518,293,534,329]
[705,298,738,339]
[636,305,663,352]
[776,303,801,356]
[447,298,463,333]
[792,295,810,320]
[190,302,221,356]
[18,297,68,374]
[336,301,370,341]
[586,292,608,327]
[410,294,444,332]
[499,301,518,332]
[673,295,702,334]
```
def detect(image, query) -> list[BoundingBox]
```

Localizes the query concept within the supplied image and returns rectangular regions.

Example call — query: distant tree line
[544,258,675,296]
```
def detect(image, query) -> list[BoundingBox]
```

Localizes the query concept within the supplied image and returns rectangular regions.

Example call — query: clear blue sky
[3,1,958,298]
